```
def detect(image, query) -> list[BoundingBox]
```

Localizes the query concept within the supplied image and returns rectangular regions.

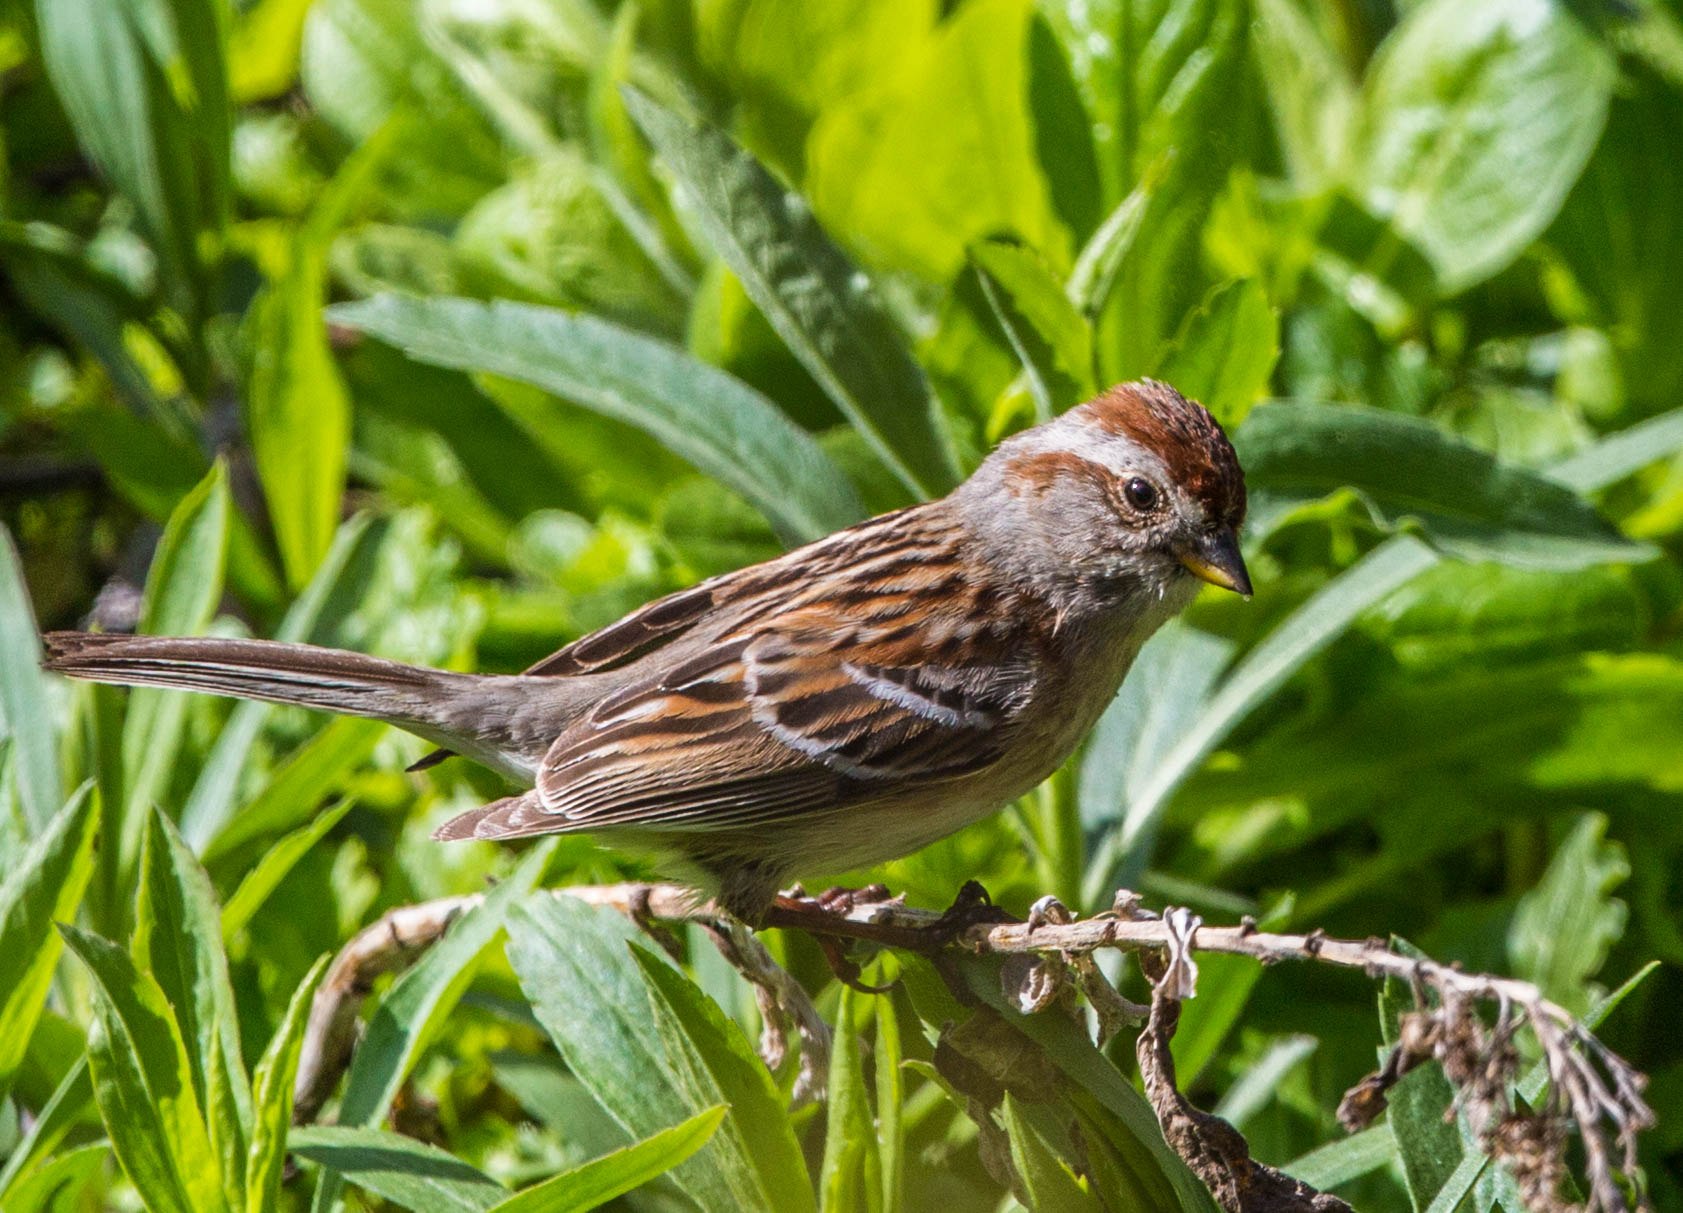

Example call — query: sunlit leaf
[330,294,862,545]
[290,1126,505,1213]
[486,1105,726,1213]
[0,524,62,831]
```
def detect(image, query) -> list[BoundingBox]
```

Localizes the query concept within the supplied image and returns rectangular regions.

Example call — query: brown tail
[41,631,562,780]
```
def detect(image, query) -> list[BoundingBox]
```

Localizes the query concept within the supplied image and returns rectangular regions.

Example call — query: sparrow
[44,380,1248,921]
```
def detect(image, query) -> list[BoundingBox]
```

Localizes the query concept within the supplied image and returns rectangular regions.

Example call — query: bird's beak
[1178,529,1252,596]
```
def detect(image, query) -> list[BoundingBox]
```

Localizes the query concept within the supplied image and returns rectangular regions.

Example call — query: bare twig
[292,882,1654,1213]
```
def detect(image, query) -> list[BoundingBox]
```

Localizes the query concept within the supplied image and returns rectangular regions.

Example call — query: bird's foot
[766,883,901,994]
[926,879,1017,944]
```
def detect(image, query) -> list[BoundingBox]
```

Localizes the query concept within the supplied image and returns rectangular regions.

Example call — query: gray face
[952,393,1251,616]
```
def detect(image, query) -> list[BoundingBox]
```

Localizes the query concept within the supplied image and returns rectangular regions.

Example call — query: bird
[43,380,1249,922]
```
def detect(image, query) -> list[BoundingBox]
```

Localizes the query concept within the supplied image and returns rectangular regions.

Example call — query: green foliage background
[1,0,1681,1209]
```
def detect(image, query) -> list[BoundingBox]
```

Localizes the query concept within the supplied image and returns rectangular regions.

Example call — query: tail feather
[42,631,440,719]
[43,631,587,782]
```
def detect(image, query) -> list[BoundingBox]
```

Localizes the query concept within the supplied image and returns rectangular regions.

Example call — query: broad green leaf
[694,0,938,179]
[819,985,878,1213]
[329,294,861,545]
[1038,0,1249,204]
[133,808,253,1208]
[805,0,1069,281]
[1153,279,1278,427]
[0,786,98,1097]
[245,956,330,1213]
[1238,402,1648,569]
[203,718,383,862]
[1251,0,1355,187]
[289,1126,505,1213]
[180,516,372,850]
[632,945,816,1213]
[118,463,231,889]
[969,240,1096,421]
[337,841,553,1127]
[221,801,352,940]
[931,954,1221,1213]
[506,896,764,1213]
[625,88,956,498]
[1185,654,1683,810]
[1378,945,1463,1210]
[1088,537,1441,899]
[1547,72,1683,414]
[1002,1094,1103,1213]
[229,0,313,102]
[1509,814,1629,1013]
[486,1105,727,1213]
[59,924,229,1213]
[0,525,62,831]
[1349,0,1614,294]
[35,0,229,326]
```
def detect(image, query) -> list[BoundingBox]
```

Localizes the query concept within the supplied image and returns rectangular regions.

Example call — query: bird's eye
[1123,477,1159,511]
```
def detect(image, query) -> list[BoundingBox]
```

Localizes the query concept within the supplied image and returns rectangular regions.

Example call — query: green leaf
[337,841,553,1128]
[931,955,1222,1213]
[0,525,62,831]
[1378,945,1463,1210]
[1251,0,1356,188]
[0,785,99,1097]
[505,896,767,1213]
[969,239,1096,420]
[35,0,229,326]
[246,245,350,591]
[180,516,372,850]
[632,945,816,1213]
[1284,1125,1398,1193]
[624,88,955,499]
[1237,402,1649,569]
[59,924,229,1213]
[1088,537,1441,898]
[118,462,231,889]
[804,0,1070,281]
[819,985,879,1213]
[0,1141,110,1212]
[221,801,352,941]
[1153,279,1278,427]
[485,1105,727,1213]
[1509,814,1629,1012]
[874,989,904,1213]
[133,809,253,1209]
[1549,407,1683,496]
[1349,0,1615,294]
[329,294,862,546]
[245,956,330,1213]
[0,1059,93,1200]
[289,1126,505,1213]
[203,718,382,862]
[1002,1093,1103,1213]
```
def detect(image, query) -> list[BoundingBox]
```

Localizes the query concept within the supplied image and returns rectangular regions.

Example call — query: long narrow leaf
[0,524,62,830]
[329,295,861,545]
[1087,537,1439,906]
[624,88,955,498]
[60,924,229,1213]
[486,1105,727,1213]
[134,808,253,1206]
[246,955,330,1213]
[289,1126,505,1213]
[0,785,99,1097]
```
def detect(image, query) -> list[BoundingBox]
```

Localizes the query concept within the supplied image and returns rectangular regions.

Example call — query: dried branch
[293,882,1654,1213]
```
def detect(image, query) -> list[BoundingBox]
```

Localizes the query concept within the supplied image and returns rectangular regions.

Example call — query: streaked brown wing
[529,600,1039,834]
